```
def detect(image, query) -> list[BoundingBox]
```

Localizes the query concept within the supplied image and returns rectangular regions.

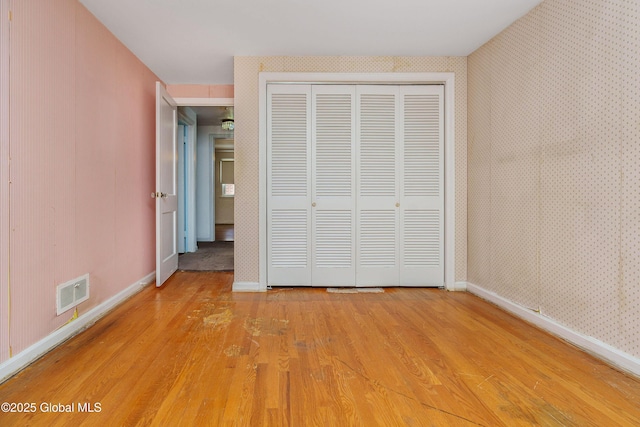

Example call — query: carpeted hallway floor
[178,241,234,271]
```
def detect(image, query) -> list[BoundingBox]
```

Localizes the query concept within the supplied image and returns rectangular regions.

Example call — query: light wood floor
[1,272,639,426]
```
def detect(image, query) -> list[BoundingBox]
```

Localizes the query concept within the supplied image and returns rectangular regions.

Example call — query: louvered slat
[315,211,352,267]
[359,94,396,196]
[271,93,308,196]
[403,210,440,267]
[315,93,352,197]
[359,210,396,267]
[404,94,440,197]
[271,210,308,267]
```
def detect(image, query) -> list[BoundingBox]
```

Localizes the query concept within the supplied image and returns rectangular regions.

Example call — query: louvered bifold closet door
[399,85,444,286]
[267,85,312,286]
[355,86,401,286]
[311,86,357,286]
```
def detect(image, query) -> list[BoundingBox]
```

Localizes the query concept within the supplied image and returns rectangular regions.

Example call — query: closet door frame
[258,72,456,292]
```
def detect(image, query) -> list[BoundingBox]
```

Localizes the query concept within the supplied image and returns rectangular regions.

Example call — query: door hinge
[8,10,12,21]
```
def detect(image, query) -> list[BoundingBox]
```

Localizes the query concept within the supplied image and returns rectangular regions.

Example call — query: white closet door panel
[270,210,308,267]
[314,210,355,284]
[267,85,312,286]
[270,93,309,196]
[312,86,356,285]
[356,209,398,285]
[267,83,444,288]
[356,86,400,286]
[359,210,396,266]
[403,209,440,264]
[402,210,440,284]
[400,85,444,286]
[358,91,397,196]
[404,93,441,197]
[314,89,353,197]
[315,211,352,266]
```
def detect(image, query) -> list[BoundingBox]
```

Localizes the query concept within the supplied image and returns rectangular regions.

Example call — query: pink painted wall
[4,0,158,361]
[166,84,234,99]
[0,0,10,362]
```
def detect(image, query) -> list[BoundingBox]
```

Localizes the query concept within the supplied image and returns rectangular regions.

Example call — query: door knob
[312,202,316,207]
[396,202,400,207]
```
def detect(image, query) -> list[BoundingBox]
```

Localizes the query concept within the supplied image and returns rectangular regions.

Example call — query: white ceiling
[79,0,543,85]
[186,105,233,126]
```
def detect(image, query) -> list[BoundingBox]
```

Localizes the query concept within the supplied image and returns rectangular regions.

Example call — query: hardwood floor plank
[0,271,639,426]
[215,224,234,242]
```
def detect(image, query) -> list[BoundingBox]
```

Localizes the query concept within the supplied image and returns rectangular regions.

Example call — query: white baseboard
[232,281,264,292]
[0,271,155,384]
[466,282,640,378]
[452,281,468,291]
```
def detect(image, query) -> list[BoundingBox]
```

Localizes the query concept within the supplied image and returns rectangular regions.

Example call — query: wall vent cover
[56,274,90,315]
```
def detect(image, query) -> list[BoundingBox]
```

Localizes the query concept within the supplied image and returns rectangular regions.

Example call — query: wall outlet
[56,274,90,315]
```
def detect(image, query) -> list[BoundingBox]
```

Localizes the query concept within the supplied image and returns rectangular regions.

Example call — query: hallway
[178,225,234,271]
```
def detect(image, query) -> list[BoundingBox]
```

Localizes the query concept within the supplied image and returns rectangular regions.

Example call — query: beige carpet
[178,241,234,271]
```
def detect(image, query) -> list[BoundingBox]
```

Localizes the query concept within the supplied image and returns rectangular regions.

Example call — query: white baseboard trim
[466,282,640,378]
[452,281,468,291]
[0,271,155,384]
[232,281,265,292]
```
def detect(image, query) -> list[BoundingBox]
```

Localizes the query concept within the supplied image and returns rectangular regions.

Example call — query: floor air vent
[56,274,90,315]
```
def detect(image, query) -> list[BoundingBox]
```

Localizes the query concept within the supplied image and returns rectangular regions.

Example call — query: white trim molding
[452,281,468,291]
[232,281,264,292]
[466,282,640,378]
[0,272,155,384]
[258,72,456,292]
[173,97,234,107]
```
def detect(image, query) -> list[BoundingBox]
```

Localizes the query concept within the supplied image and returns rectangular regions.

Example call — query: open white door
[155,82,179,287]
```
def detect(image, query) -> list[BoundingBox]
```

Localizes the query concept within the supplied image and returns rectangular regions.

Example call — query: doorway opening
[175,102,234,272]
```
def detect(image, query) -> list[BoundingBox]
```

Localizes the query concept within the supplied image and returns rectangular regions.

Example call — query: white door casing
[176,107,198,253]
[155,82,179,287]
[256,72,456,293]
[173,98,233,251]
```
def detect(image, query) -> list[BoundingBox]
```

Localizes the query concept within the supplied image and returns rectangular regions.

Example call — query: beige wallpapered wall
[233,56,467,285]
[468,0,639,357]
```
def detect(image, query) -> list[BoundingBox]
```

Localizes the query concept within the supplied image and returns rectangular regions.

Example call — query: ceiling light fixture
[221,118,234,131]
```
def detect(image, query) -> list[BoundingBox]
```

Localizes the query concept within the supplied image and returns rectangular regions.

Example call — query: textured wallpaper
[233,56,468,285]
[468,0,640,357]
